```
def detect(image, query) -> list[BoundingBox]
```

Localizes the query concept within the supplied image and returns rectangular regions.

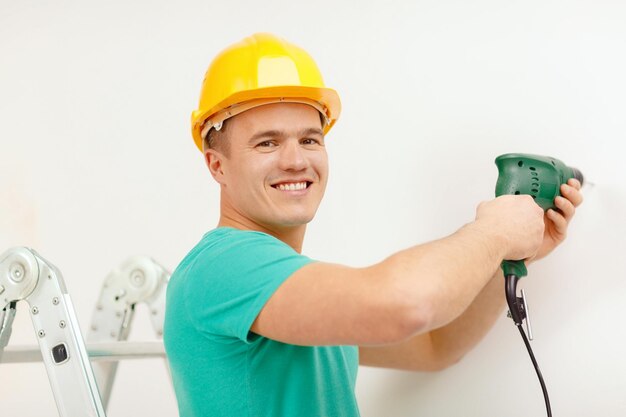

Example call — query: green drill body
[495,153,583,277]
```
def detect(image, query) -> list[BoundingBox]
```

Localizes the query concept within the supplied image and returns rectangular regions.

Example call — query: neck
[218,214,307,253]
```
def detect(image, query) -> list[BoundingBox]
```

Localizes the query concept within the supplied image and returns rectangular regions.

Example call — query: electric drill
[495,153,584,279]
[494,152,584,417]
[496,153,583,278]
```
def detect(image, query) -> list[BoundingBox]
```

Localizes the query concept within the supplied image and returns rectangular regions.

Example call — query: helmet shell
[191,33,341,151]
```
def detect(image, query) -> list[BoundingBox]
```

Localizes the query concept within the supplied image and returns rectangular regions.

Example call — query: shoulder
[181,227,311,278]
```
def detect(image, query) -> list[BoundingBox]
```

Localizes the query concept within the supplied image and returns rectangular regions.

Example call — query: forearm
[428,268,507,366]
[359,252,508,371]
[373,220,507,334]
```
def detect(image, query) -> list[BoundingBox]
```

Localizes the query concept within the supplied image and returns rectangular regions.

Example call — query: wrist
[464,219,509,262]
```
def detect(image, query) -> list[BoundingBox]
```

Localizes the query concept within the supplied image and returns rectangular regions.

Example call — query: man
[163,33,583,417]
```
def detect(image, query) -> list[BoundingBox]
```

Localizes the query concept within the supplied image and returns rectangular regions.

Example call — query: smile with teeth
[273,182,311,191]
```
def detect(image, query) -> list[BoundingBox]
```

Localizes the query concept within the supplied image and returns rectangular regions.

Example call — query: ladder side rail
[1,247,107,417]
[87,256,170,409]
[0,302,17,362]
[88,268,134,409]
[145,263,172,382]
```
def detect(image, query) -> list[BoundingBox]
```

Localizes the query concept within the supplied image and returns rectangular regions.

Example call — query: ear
[204,149,227,185]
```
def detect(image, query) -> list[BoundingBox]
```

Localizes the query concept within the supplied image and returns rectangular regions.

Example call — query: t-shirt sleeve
[183,230,315,343]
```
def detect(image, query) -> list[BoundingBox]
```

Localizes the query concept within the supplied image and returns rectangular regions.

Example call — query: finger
[555,195,575,222]
[567,178,582,190]
[561,183,584,207]
[546,209,568,236]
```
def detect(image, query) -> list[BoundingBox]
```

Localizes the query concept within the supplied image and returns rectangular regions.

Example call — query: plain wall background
[1,0,625,416]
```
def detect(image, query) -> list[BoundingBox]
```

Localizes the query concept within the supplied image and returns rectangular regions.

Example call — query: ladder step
[2,341,165,363]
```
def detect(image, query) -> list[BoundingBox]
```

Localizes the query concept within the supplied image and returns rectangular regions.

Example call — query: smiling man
[163,33,583,417]
[207,103,329,251]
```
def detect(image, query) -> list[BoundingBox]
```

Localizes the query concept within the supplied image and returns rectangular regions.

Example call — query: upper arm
[250,261,423,346]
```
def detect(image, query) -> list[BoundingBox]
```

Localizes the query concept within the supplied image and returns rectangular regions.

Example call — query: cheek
[314,153,329,182]
[232,155,274,190]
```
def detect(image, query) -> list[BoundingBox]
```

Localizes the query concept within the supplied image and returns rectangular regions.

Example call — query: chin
[274,212,316,227]
[281,217,314,227]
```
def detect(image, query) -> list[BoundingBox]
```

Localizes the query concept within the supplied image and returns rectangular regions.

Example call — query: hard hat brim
[191,86,341,152]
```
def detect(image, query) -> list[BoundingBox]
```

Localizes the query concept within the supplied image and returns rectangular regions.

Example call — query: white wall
[1,0,625,416]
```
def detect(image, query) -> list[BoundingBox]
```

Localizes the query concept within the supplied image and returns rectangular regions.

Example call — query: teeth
[276,182,308,191]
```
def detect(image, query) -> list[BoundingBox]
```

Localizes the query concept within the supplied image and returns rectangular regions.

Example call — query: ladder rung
[2,341,165,363]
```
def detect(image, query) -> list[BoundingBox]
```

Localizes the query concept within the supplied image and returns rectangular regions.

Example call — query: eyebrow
[247,127,324,144]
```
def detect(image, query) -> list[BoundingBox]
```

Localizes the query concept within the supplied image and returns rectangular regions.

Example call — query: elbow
[367,264,435,344]
[363,294,433,345]
[366,261,437,344]
[391,294,435,343]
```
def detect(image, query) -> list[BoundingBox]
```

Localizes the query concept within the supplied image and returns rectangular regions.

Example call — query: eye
[301,138,321,145]
[256,140,277,148]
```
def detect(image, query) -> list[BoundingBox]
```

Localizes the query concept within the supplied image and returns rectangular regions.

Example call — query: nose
[278,139,308,171]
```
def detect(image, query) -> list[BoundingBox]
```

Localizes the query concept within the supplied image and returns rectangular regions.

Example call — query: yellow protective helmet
[190,33,341,151]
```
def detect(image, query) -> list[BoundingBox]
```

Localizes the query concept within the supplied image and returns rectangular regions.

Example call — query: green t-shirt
[164,228,360,417]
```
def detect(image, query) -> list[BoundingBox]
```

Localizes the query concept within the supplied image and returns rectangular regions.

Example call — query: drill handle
[501,260,527,278]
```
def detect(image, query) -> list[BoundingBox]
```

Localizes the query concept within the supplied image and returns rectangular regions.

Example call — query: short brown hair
[203,119,231,156]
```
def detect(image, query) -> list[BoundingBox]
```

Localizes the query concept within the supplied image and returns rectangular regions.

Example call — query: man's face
[211,102,329,231]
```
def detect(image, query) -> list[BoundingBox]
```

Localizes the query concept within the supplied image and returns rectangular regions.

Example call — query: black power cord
[517,324,552,416]
[505,274,552,417]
